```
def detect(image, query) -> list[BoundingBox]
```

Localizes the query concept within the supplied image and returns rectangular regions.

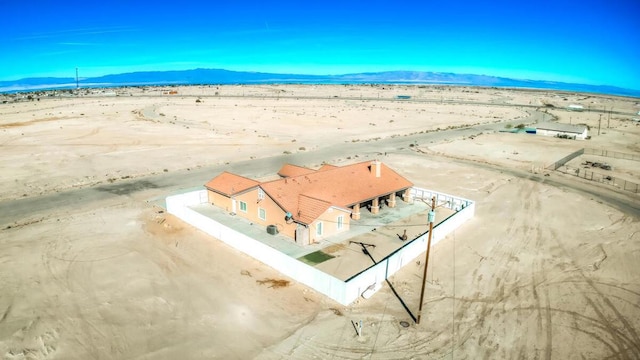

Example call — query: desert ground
[1,85,639,359]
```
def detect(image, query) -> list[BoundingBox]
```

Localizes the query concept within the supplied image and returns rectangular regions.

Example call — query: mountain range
[1,68,638,97]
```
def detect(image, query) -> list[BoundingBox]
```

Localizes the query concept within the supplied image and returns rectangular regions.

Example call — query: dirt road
[0,108,545,228]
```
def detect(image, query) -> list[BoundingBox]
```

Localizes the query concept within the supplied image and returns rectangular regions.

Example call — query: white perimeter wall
[166,187,474,305]
[166,190,347,303]
[342,188,475,302]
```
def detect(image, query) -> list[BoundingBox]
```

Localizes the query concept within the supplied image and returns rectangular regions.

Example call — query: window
[257,188,265,201]
[239,201,247,212]
[316,221,323,236]
[337,215,344,230]
[258,207,266,220]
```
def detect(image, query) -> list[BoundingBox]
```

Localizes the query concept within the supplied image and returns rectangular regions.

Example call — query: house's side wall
[233,189,297,239]
[537,128,558,137]
[579,128,588,140]
[309,208,351,244]
[207,188,296,239]
[537,128,586,140]
[207,190,232,211]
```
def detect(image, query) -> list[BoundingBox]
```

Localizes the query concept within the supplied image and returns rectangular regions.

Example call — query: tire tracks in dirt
[440,146,639,358]
[549,228,640,358]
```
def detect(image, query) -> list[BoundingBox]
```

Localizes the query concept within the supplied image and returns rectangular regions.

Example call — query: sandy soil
[0,87,527,201]
[1,85,639,359]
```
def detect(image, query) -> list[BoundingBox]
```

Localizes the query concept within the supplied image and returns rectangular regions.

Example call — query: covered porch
[350,188,412,220]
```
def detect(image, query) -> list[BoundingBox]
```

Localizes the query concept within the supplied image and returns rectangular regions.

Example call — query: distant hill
[1,68,638,97]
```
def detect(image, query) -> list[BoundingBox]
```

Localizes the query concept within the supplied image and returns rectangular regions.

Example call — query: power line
[417,196,436,324]
[320,218,431,228]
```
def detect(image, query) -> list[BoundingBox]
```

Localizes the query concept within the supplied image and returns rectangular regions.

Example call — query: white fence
[166,190,348,303]
[166,187,474,305]
[342,188,475,302]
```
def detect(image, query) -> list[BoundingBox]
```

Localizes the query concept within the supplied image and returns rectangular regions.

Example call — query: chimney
[371,160,381,178]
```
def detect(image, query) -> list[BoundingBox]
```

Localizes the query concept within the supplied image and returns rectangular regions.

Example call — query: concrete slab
[189,199,453,280]
[315,205,455,280]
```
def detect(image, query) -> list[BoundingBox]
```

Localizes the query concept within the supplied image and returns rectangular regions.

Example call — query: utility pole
[608,106,612,128]
[417,196,436,324]
[598,114,602,135]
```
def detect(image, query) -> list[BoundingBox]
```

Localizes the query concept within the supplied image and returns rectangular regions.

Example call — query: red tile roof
[204,171,260,196]
[277,164,316,177]
[205,161,413,225]
[296,195,333,224]
[261,161,413,224]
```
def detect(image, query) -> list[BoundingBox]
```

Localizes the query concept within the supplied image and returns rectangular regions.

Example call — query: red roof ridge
[278,163,317,177]
[318,163,339,171]
[204,171,260,196]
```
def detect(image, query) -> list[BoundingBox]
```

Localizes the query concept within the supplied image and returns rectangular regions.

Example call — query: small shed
[568,104,584,111]
[535,122,588,140]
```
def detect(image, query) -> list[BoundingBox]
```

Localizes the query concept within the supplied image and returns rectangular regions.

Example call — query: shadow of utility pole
[350,241,417,323]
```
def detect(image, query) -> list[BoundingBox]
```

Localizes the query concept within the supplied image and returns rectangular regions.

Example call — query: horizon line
[1,68,639,96]
[3,67,638,89]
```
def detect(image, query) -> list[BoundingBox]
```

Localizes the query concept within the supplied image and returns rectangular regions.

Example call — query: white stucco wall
[166,187,475,305]
[537,128,588,140]
[343,189,475,301]
[166,190,348,303]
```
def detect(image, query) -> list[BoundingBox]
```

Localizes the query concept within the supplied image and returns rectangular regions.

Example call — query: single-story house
[535,122,588,140]
[204,160,413,245]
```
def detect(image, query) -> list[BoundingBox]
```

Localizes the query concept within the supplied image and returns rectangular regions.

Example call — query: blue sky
[2,1,639,89]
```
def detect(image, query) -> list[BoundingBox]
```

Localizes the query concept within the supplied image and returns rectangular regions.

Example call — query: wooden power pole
[417,196,436,324]
[598,114,602,135]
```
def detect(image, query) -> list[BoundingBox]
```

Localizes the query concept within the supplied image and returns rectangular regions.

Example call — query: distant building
[204,161,413,245]
[568,104,584,111]
[536,122,588,140]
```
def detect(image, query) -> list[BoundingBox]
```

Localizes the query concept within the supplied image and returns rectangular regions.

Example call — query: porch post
[388,193,396,208]
[402,189,411,203]
[352,203,361,220]
[371,197,379,214]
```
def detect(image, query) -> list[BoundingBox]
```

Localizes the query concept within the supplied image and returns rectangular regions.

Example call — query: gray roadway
[1,106,638,229]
